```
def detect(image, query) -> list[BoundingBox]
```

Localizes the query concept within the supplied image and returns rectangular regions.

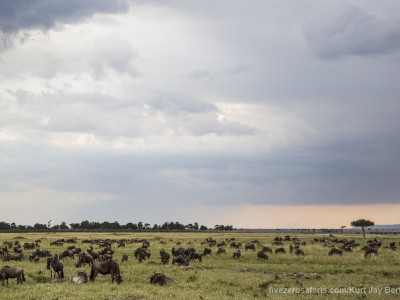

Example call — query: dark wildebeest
[261,246,273,254]
[135,247,151,262]
[233,249,241,259]
[216,247,226,255]
[3,253,23,262]
[230,242,242,249]
[47,255,64,280]
[257,250,268,260]
[28,253,37,262]
[245,243,256,252]
[275,248,286,254]
[203,248,212,256]
[23,242,35,250]
[364,247,378,258]
[0,266,26,286]
[189,252,203,262]
[72,271,88,284]
[171,247,184,256]
[121,254,129,262]
[75,252,93,268]
[328,248,343,256]
[34,248,51,258]
[295,249,305,256]
[13,247,23,254]
[367,239,382,248]
[389,242,397,250]
[217,241,226,247]
[90,260,122,284]
[159,249,170,265]
[59,250,75,260]
[172,256,189,266]
[150,272,171,286]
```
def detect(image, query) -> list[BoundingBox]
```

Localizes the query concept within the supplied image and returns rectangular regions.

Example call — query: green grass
[0,232,399,299]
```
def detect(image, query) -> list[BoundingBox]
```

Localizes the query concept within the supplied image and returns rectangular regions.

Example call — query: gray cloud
[0,0,129,33]
[1,0,400,226]
[304,4,400,59]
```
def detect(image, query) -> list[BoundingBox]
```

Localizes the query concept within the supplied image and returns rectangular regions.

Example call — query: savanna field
[1,232,400,300]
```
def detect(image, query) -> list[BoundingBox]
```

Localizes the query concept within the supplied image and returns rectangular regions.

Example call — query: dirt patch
[287,272,322,280]
[181,265,215,271]
[104,295,144,300]
[237,268,274,275]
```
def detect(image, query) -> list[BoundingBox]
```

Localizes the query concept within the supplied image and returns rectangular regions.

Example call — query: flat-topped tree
[351,219,374,238]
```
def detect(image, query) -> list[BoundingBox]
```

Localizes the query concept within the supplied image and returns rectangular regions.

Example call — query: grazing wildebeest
[257,250,268,260]
[150,272,176,285]
[203,248,212,256]
[230,242,242,249]
[289,245,294,253]
[150,272,169,285]
[0,266,25,286]
[367,239,382,248]
[245,243,256,251]
[47,255,64,280]
[23,242,35,250]
[59,250,75,260]
[295,249,305,256]
[261,246,273,254]
[160,250,170,265]
[50,240,63,246]
[0,248,6,259]
[90,260,122,284]
[72,271,88,284]
[328,248,343,256]
[172,256,189,266]
[189,252,203,262]
[389,242,397,250]
[364,247,378,258]
[75,252,93,268]
[217,241,226,247]
[34,248,51,258]
[135,247,151,262]
[3,253,23,262]
[275,248,286,254]
[13,247,23,254]
[121,254,128,262]
[171,247,184,256]
[216,248,226,255]
[233,249,241,259]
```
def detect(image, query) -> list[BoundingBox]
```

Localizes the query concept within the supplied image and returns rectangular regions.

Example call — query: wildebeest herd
[0,234,398,287]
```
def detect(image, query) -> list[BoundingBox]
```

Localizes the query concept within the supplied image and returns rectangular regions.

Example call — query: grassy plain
[0,231,399,300]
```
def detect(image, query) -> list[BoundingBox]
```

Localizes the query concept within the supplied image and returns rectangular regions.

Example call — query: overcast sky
[1,0,399,228]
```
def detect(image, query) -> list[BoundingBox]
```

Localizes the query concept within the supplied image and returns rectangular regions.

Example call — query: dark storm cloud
[0,0,129,33]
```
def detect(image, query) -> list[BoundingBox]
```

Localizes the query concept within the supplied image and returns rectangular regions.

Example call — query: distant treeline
[0,220,233,232]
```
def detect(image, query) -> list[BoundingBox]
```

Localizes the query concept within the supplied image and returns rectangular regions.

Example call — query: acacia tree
[351,219,374,238]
